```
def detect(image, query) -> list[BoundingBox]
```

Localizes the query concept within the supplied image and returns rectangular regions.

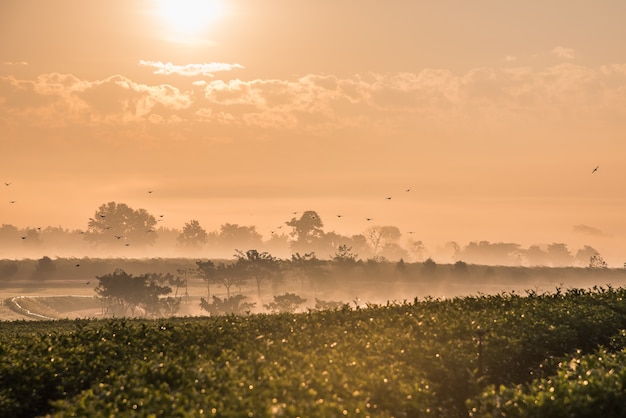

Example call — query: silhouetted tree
[94,269,180,317]
[525,245,549,266]
[574,245,600,267]
[234,249,281,298]
[379,242,409,261]
[286,210,325,253]
[422,258,437,275]
[588,255,608,269]
[176,219,208,250]
[333,244,359,265]
[546,243,573,267]
[264,293,307,313]
[453,260,468,275]
[364,226,385,254]
[0,261,18,280]
[461,241,521,265]
[348,234,374,260]
[199,294,256,316]
[411,240,428,262]
[196,260,220,300]
[21,228,42,248]
[0,224,20,244]
[211,223,263,252]
[289,252,325,292]
[314,298,345,310]
[31,256,55,280]
[85,202,158,248]
[214,262,247,298]
[368,225,401,253]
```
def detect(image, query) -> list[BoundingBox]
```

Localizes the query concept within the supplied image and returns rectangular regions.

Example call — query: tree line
[0,201,607,266]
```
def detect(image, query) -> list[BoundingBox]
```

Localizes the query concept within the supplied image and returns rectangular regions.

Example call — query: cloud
[572,224,608,237]
[3,62,626,138]
[0,73,193,128]
[552,46,576,60]
[138,60,244,77]
[2,61,28,66]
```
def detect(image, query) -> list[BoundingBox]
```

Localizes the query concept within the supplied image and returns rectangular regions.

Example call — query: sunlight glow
[157,0,223,37]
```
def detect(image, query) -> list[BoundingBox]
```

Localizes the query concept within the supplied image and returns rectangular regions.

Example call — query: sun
[157,0,223,37]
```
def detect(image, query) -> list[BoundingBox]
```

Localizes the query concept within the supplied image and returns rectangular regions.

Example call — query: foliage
[589,254,608,269]
[332,244,359,264]
[199,294,256,315]
[176,219,208,249]
[286,210,325,253]
[314,298,346,310]
[94,269,181,317]
[31,256,56,280]
[234,249,282,297]
[0,260,19,280]
[3,288,626,417]
[472,348,626,417]
[85,202,158,248]
[263,292,307,313]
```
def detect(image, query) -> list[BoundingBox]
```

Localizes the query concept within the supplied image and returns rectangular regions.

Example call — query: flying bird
[4,182,10,186]
[9,200,16,204]
[385,197,392,200]
[405,188,411,192]
[148,191,153,194]
[366,217,373,221]
[592,165,599,174]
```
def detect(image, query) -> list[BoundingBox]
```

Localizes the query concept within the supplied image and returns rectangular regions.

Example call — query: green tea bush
[2,287,626,417]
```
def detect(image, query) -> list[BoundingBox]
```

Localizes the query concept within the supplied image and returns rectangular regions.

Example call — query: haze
[2,1,626,265]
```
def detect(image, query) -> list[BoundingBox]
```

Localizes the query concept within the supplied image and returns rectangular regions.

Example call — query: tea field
[2,287,626,417]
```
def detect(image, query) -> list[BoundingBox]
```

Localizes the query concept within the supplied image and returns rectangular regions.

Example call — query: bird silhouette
[4,182,10,186]
[385,197,392,200]
[592,165,599,174]
[9,201,16,204]
[337,215,343,218]
[148,190,153,194]
[405,188,411,192]
[366,217,373,221]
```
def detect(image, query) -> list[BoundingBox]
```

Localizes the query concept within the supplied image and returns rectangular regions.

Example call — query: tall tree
[85,202,158,248]
[176,219,208,250]
[364,225,401,254]
[286,210,325,253]
[234,249,281,298]
[196,260,220,300]
[215,223,263,251]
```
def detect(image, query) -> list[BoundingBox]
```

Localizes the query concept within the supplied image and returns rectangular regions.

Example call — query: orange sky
[2,0,626,264]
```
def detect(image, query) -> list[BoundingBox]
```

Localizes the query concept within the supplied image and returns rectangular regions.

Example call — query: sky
[2,0,626,264]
